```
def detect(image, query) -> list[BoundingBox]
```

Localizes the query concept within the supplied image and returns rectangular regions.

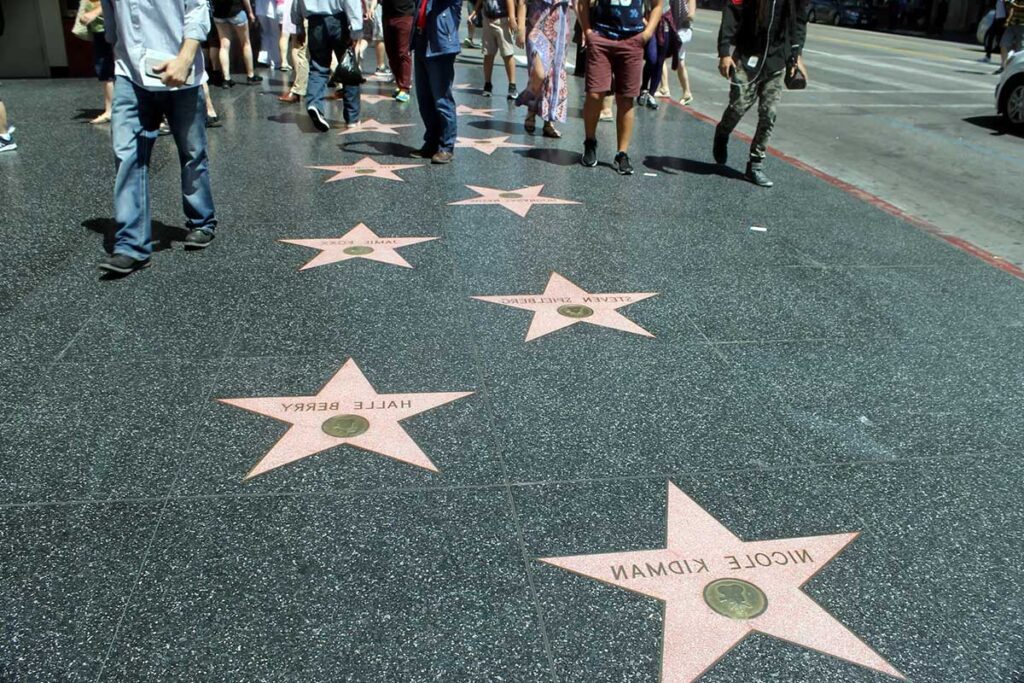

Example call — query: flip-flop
[524,116,537,134]
[542,123,561,138]
[679,95,694,106]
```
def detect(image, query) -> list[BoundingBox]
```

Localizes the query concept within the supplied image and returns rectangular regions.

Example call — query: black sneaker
[581,138,598,168]
[637,91,650,107]
[713,129,729,165]
[645,96,659,110]
[613,151,634,175]
[98,253,151,275]
[482,82,493,97]
[307,106,330,132]
[220,79,235,89]
[246,75,263,84]
[410,146,438,159]
[745,162,774,188]
[507,84,518,100]
[205,115,222,128]
[183,228,215,250]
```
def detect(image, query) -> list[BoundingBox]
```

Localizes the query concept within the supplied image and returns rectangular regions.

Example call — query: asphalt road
[671,13,1024,269]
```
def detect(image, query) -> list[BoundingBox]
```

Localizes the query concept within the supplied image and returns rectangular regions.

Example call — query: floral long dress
[525,0,572,123]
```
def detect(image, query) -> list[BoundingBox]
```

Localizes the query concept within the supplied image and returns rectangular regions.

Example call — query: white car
[996,51,1024,131]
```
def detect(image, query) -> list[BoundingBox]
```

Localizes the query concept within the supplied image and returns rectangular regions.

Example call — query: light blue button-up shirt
[101,0,211,90]
[292,0,364,38]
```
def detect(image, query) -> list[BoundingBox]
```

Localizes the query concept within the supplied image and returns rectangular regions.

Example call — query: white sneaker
[0,135,16,153]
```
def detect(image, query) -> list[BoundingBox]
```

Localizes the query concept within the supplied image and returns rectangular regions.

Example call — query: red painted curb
[670,100,1024,281]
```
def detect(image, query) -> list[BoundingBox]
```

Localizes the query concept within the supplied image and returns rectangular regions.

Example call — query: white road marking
[803,49,990,89]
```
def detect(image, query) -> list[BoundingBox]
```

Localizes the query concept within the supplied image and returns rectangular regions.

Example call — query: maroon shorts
[584,31,646,98]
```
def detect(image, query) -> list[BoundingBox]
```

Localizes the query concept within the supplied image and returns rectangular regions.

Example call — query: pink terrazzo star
[456,104,500,118]
[218,359,473,479]
[337,119,415,136]
[278,223,439,270]
[361,93,394,104]
[448,184,578,217]
[455,135,531,155]
[308,156,423,182]
[541,482,905,682]
[473,272,656,341]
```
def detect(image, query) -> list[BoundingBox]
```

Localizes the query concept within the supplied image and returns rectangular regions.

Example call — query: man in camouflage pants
[713,0,807,187]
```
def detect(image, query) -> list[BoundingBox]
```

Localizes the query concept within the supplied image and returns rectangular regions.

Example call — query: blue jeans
[413,36,457,153]
[111,77,216,260]
[307,13,361,123]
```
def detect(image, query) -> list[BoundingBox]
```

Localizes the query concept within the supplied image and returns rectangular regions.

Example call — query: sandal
[679,94,694,106]
[90,112,111,125]
[524,113,537,134]
[542,122,561,138]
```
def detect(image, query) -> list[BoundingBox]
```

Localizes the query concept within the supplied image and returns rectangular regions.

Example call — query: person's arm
[154,0,210,86]
[344,0,365,40]
[641,0,662,40]
[515,0,527,45]
[717,0,739,77]
[469,0,483,22]
[576,0,592,43]
[81,2,104,25]
[789,0,808,76]
[242,0,257,22]
[506,0,518,31]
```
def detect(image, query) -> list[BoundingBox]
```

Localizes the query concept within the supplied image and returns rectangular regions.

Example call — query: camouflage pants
[718,68,784,166]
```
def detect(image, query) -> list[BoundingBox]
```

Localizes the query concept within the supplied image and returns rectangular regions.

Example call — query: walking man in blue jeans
[292,0,364,131]
[99,0,218,275]
[410,0,461,164]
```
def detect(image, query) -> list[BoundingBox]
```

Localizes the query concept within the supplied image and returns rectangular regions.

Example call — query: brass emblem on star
[321,414,371,438]
[499,192,523,199]
[344,246,375,256]
[557,304,595,319]
[703,578,768,620]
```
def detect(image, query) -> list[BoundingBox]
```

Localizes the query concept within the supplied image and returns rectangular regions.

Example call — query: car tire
[1000,77,1024,132]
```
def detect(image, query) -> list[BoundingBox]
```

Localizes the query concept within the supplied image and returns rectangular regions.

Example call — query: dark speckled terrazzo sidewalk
[0,54,1022,683]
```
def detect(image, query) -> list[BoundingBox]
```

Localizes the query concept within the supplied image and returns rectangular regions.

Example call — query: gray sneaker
[745,162,774,188]
[184,228,215,249]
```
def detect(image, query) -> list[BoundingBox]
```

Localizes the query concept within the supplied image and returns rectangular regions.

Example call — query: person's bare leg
[376,42,387,69]
[279,30,291,69]
[677,60,692,101]
[614,94,635,153]
[583,91,603,139]
[203,83,218,117]
[600,94,613,119]
[0,101,9,135]
[655,62,671,97]
[503,54,516,87]
[234,22,256,78]
[217,23,233,81]
[483,51,496,84]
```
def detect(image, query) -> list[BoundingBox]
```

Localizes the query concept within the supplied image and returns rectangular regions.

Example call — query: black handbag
[785,67,807,90]
[333,47,366,86]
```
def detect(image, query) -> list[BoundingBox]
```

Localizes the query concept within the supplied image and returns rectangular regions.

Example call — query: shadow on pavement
[73,108,106,121]
[339,140,419,157]
[643,155,747,179]
[962,114,1023,138]
[516,148,580,166]
[82,217,187,255]
[466,119,523,134]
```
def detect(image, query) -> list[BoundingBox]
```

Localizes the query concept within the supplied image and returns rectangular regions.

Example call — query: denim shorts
[93,32,115,81]
[214,10,248,26]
